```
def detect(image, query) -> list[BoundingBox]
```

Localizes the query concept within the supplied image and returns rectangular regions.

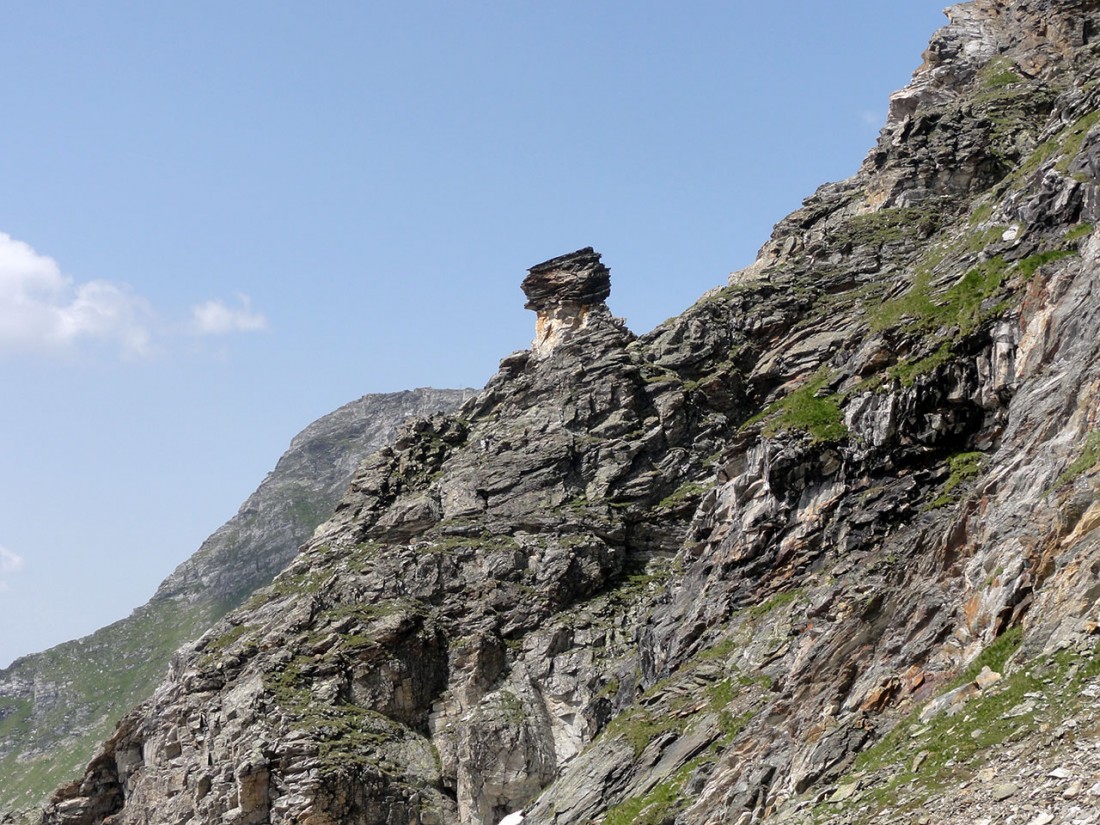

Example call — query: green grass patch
[928,451,986,509]
[1055,110,1100,173]
[1015,249,1077,280]
[1016,135,1062,181]
[705,678,736,710]
[264,655,315,710]
[597,677,621,699]
[967,202,994,226]
[493,690,528,724]
[310,704,402,777]
[1055,430,1100,488]
[819,629,1091,821]
[979,56,1023,89]
[604,708,685,757]
[1063,222,1094,242]
[252,563,332,606]
[950,625,1023,689]
[870,257,1009,336]
[322,598,426,624]
[717,708,755,741]
[839,207,939,248]
[0,698,32,740]
[657,481,709,509]
[964,225,1007,251]
[936,257,1009,333]
[261,651,403,777]
[761,370,847,443]
[603,755,713,825]
[606,558,675,599]
[888,342,954,387]
[1016,110,1100,181]
[849,626,1022,779]
[695,638,736,662]
[868,273,938,332]
[746,589,803,620]
[419,532,520,554]
[946,448,990,495]
[739,400,780,431]
[602,636,770,759]
[871,246,1078,393]
[203,623,251,655]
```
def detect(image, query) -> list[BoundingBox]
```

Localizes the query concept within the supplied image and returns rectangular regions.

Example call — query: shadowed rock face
[26,2,1100,824]
[521,247,611,312]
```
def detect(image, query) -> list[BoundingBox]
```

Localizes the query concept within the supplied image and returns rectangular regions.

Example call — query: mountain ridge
[0,388,474,813]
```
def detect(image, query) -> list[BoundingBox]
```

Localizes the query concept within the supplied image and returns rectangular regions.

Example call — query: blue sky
[0,2,949,667]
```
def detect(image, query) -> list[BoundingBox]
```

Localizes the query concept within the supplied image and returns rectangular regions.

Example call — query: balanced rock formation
[521,247,613,356]
[21,1,1100,823]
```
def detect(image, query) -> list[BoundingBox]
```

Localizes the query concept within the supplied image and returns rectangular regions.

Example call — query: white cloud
[0,545,22,591]
[0,232,153,357]
[189,294,268,336]
[860,109,884,128]
[0,230,269,357]
[0,546,25,585]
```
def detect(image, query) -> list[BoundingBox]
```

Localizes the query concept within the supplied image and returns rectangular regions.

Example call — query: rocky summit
[14,1,1100,823]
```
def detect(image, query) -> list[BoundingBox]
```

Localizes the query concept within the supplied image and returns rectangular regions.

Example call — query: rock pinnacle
[521,247,611,355]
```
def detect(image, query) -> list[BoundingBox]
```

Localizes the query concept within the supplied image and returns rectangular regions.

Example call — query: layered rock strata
[522,247,612,356]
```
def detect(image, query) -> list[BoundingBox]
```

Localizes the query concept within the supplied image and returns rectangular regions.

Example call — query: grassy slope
[0,599,217,810]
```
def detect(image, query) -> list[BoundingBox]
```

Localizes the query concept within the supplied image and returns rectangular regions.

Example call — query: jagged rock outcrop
[26,2,1100,823]
[0,389,472,815]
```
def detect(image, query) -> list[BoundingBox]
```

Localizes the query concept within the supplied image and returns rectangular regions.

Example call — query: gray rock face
[0,388,473,814]
[25,2,1100,824]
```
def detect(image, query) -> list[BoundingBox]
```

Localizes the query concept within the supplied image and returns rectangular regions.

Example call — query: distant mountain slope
[0,388,473,813]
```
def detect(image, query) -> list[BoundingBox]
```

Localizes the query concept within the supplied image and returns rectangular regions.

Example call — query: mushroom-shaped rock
[521,247,611,356]
[521,247,610,311]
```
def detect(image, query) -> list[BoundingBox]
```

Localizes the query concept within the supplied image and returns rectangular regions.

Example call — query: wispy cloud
[0,232,152,357]
[0,231,269,358]
[189,294,268,336]
[0,546,25,592]
[0,546,23,574]
[860,109,884,129]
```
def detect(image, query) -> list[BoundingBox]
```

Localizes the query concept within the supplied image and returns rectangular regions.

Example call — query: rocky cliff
[22,1,1100,823]
[0,388,473,814]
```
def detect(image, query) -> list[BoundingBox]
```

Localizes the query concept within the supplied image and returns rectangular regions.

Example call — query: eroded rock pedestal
[521,247,611,356]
